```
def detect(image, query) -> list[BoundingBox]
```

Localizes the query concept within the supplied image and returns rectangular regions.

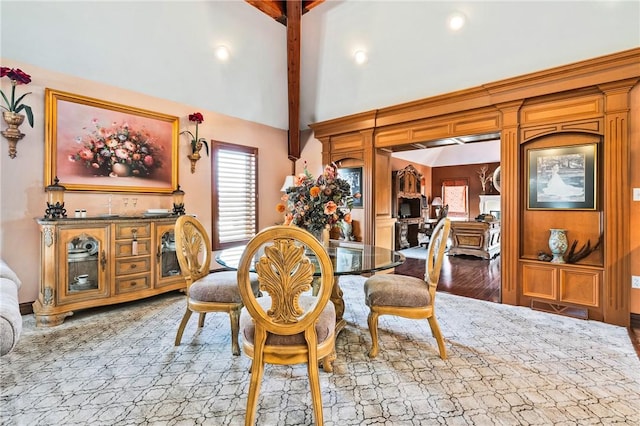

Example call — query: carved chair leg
[367,310,380,358]
[321,347,336,373]
[427,315,447,360]
[245,330,267,426]
[198,312,206,328]
[307,350,324,425]
[230,307,241,356]
[174,308,193,346]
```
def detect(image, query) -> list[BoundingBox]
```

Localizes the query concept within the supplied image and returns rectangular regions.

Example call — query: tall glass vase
[548,228,568,264]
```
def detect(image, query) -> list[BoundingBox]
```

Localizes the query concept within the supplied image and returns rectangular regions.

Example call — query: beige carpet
[1,276,639,425]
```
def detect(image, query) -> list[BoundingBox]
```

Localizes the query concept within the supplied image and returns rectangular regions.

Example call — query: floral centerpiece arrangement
[0,67,34,127]
[71,119,163,177]
[277,163,354,236]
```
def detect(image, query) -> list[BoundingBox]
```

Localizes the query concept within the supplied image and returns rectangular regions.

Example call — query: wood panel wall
[309,48,640,326]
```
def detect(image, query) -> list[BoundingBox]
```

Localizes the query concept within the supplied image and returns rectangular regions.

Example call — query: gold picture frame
[45,89,179,193]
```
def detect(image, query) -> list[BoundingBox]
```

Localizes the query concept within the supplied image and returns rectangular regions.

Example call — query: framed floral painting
[45,89,179,193]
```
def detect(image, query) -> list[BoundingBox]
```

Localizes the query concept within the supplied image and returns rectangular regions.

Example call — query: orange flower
[276,203,286,213]
[309,186,321,197]
[324,201,337,215]
[344,213,352,224]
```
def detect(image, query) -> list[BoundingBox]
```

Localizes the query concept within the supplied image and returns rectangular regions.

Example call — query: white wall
[0,59,289,304]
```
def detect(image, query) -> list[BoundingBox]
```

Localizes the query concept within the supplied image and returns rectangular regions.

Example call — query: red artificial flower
[0,67,34,126]
[188,112,204,124]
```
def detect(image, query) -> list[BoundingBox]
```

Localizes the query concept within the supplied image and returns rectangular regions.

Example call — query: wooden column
[496,101,523,305]
[599,79,638,326]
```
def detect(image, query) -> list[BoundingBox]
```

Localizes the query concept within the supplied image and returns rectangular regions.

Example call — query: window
[211,141,258,250]
[442,178,469,219]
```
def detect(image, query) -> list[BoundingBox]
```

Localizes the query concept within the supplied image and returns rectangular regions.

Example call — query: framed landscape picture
[337,166,363,208]
[527,143,597,210]
[45,89,179,193]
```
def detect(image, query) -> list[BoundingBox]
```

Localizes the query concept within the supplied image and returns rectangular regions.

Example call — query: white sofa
[0,259,22,356]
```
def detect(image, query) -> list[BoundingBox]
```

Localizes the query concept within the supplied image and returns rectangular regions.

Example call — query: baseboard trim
[20,302,34,316]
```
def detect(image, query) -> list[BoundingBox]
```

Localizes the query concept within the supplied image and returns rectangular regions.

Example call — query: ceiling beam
[286,0,301,161]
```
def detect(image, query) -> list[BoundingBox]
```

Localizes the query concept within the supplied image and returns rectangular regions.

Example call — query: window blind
[212,142,258,249]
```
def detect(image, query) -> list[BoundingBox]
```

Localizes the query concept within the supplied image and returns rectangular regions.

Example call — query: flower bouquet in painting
[277,163,354,238]
[70,120,164,177]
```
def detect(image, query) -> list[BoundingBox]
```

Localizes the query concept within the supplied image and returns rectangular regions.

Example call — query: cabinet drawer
[115,239,151,257]
[116,275,150,293]
[115,257,151,275]
[115,223,151,240]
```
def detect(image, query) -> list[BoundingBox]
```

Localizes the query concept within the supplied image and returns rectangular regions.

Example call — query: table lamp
[431,196,443,218]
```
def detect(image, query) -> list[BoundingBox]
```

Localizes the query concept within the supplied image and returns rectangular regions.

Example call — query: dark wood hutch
[392,165,424,249]
[309,48,640,327]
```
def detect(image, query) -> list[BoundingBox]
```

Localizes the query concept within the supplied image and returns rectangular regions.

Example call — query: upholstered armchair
[364,218,452,359]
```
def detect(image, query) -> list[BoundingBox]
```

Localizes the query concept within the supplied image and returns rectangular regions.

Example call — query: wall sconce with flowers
[1,67,35,158]
[181,112,209,173]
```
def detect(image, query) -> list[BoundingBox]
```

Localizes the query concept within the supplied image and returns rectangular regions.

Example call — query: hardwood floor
[393,251,640,358]
[393,252,501,303]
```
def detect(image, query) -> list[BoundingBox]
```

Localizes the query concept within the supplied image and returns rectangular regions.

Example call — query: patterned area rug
[2,276,639,425]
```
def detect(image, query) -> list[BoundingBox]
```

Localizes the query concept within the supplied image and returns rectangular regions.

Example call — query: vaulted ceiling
[1,1,638,166]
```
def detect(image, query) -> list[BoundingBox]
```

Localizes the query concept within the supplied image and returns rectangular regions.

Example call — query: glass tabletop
[216,240,405,276]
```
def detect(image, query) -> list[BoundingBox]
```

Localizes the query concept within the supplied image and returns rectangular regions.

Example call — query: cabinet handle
[131,228,138,239]
[157,245,162,262]
[131,264,137,269]
[100,250,107,270]
[130,282,137,287]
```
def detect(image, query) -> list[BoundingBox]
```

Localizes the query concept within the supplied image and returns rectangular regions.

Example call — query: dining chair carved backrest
[364,218,452,359]
[174,215,259,355]
[237,225,336,426]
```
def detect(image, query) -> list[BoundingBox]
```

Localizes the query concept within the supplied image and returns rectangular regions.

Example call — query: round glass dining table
[216,240,405,335]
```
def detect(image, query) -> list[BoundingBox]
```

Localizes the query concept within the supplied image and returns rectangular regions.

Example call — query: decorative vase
[548,228,568,264]
[1,111,26,159]
[111,163,131,177]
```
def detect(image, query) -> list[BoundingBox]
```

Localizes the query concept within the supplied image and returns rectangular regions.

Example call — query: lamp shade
[431,196,443,207]
[46,176,66,205]
[281,175,296,192]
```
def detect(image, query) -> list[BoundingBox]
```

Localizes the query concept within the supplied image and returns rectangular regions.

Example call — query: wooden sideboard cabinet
[449,220,501,259]
[34,216,185,326]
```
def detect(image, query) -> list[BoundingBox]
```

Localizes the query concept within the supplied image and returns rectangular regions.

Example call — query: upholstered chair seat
[189,271,259,303]
[240,296,335,348]
[365,275,432,308]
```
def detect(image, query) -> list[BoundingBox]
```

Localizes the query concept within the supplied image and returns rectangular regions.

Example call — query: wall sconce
[431,196,443,218]
[44,176,67,219]
[172,185,185,216]
[280,175,296,192]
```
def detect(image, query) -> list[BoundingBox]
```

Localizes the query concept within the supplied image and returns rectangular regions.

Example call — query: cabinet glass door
[156,224,182,287]
[58,227,109,303]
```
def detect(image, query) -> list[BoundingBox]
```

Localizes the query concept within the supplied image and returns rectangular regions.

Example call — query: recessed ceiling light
[448,12,466,31]
[215,45,230,61]
[354,50,367,65]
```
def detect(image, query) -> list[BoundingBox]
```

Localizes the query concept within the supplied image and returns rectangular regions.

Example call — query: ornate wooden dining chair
[237,225,336,426]
[364,218,451,359]
[174,215,259,355]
